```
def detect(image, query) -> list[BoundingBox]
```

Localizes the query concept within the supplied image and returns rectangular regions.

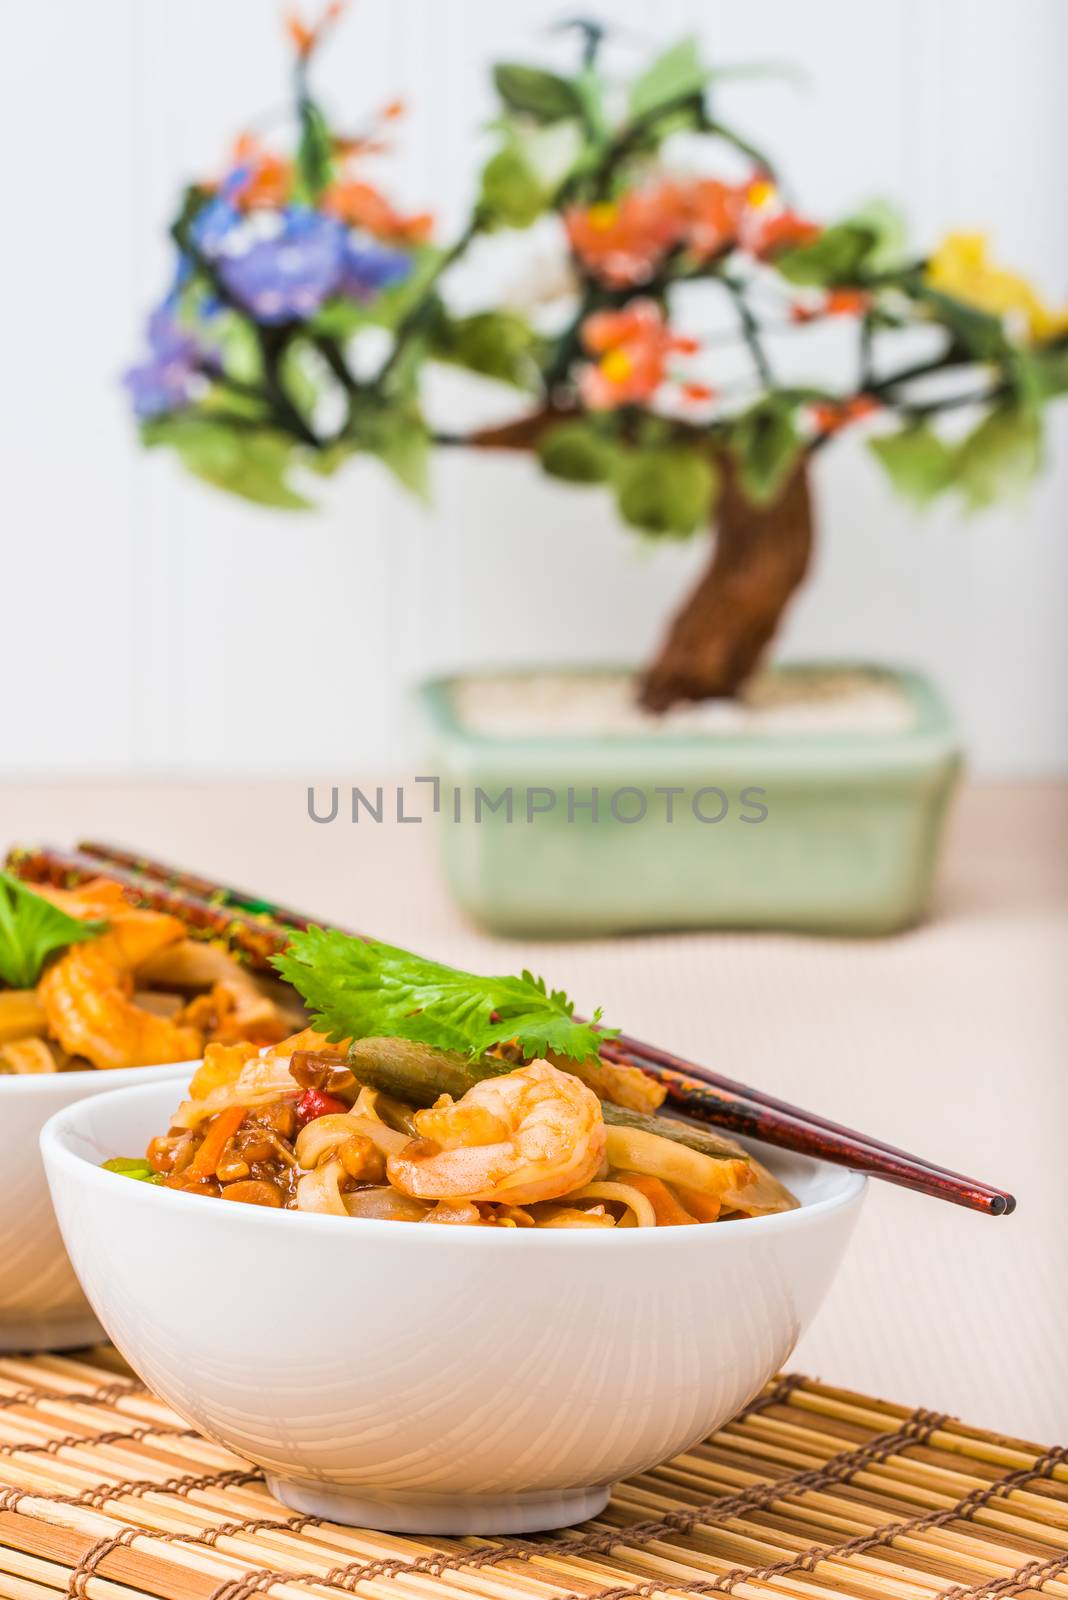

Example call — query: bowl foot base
[0,1312,104,1355]
[266,1475,611,1534]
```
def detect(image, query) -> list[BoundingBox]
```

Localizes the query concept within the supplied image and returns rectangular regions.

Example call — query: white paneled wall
[3,0,1067,776]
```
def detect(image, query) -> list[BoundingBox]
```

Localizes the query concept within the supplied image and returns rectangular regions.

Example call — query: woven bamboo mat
[0,1351,1066,1600]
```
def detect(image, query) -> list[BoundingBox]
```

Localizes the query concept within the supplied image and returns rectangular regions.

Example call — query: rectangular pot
[419,666,963,937]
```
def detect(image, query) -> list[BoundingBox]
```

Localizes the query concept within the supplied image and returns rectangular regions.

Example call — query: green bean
[346,1037,507,1106]
[602,1103,748,1161]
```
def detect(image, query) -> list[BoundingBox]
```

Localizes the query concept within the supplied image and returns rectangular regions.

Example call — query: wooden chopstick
[598,1036,1016,1214]
[7,846,292,967]
[77,841,318,930]
[597,1040,1013,1214]
[11,840,1017,1218]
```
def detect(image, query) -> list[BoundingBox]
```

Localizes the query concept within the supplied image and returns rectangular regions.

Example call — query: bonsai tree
[127,6,1068,710]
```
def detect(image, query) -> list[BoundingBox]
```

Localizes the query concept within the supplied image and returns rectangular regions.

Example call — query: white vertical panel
[1,0,1065,775]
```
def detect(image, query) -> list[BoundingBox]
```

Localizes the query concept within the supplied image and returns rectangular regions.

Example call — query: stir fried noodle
[124,1032,799,1227]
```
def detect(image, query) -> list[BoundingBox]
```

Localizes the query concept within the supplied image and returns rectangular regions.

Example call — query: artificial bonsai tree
[127,7,1068,711]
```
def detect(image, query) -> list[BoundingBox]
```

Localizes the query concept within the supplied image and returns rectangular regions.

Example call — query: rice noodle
[0,1037,59,1074]
[345,1113,415,1158]
[605,1127,753,1202]
[296,1158,347,1216]
[173,1048,295,1128]
[425,1200,483,1225]
[343,1187,430,1222]
[294,1115,357,1169]
[534,1203,615,1228]
[351,1086,380,1118]
[565,1181,657,1228]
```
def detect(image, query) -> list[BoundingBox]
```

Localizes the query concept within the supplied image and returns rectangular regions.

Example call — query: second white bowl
[0,1062,194,1352]
[43,1079,865,1533]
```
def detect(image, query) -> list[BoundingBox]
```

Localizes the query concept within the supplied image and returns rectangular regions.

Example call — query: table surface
[2,778,1065,1440]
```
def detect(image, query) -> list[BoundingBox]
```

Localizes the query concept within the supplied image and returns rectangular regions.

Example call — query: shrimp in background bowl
[0,874,302,1074]
[38,913,202,1070]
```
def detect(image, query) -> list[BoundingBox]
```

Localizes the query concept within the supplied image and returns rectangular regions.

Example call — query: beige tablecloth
[3,779,1065,1438]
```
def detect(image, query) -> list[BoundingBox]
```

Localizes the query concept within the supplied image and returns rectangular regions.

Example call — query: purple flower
[190,197,412,322]
[339,237,411,300]
[190,195,243,257]
[123,307,215,419]
[212,208,346,323]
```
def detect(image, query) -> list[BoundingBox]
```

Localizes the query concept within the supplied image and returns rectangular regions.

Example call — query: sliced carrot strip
[616,1171,699,1226]
[190,1105,247,1176]
[669,1182,722,1224]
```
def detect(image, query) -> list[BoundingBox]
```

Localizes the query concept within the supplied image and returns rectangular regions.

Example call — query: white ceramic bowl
[0,1062,195,1352]
[42,1079,865,1534]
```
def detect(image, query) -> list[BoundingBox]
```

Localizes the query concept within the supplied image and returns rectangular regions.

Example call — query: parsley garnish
[272,927,614,1064]
[0,871,106,989]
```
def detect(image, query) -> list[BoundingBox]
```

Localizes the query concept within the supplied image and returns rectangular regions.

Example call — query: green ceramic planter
[419,665,963,938]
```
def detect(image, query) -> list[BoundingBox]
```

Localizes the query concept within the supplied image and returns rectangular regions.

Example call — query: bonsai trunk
[638,458,814,711]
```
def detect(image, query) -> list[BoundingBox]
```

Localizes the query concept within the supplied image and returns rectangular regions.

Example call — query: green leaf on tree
[774,222,878,286]
[513,118,585,191]
[629,36,708,121]
[539,421,618,484]
[199,383,270,425]
[493,64,584,123]
[142,416,313,509]
[919,287,1008,361]
[303,441,353,477]
[351,403,431,501]
[214,314,265,386]
[1010,346,1068,408]
[847,200,909,273]
[955,405,1043,510]
[280,342,321,423]
[729,399,801,505]
[430,310,545,389]
[614,446,717,536]
[312,247,445,339]
[295,98,334,202]
[479,145,549,229]
[869,427,956,507]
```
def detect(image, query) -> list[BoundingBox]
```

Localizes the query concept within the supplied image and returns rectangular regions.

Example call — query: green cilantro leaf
[271,927,614,1064]
[0,871,106,989]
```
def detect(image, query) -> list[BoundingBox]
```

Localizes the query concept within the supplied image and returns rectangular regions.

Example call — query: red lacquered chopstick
[12,841,1016,1218]
[77,841,318,931]
[597,1042,1013,1215]
[598,1036,1016,1215]
[7,847,292,968]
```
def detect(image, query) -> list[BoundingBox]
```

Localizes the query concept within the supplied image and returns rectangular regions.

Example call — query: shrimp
[37,912,202,1070]
[386,1059,606,1206]
[26,877,131,920]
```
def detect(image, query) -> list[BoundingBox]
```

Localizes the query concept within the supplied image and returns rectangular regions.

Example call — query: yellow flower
[586,202,620,232]
[926,232,1068,343]
[599,349,634,384]
[745,177,777,211]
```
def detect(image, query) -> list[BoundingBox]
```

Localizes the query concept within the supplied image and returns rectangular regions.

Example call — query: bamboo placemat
[0,1351,1065,1600]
